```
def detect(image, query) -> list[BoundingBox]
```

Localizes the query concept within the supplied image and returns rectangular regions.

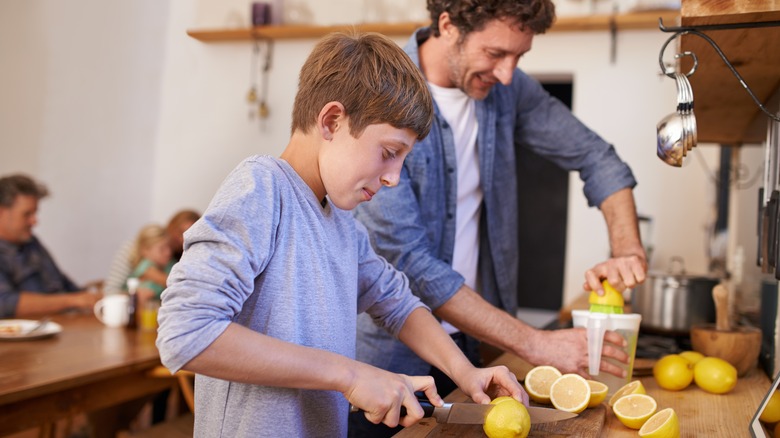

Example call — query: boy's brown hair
[291,32,433,141]
[427,0,556,40]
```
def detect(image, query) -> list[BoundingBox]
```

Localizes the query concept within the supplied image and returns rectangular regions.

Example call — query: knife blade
[527,406,578,424]
[351,399,577,425]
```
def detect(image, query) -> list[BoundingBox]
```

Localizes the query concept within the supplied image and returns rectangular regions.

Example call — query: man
[0,174,101,317]
[351,1,646,434]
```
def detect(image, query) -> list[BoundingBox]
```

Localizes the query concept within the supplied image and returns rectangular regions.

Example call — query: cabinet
[678,2,780,144]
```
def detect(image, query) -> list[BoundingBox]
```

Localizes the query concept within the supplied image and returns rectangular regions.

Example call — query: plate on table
[0,319,63,341]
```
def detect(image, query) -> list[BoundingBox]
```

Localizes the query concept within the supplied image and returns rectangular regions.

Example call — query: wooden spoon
[712,284,730,331]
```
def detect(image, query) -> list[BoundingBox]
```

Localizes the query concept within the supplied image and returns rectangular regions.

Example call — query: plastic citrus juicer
[572,280,642,395]
[585,280,624,375]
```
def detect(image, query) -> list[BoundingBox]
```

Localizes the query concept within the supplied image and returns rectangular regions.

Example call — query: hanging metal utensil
[246,39,261,119]
[258,39,273,119]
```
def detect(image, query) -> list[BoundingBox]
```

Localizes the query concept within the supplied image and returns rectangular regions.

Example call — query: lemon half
[589,280,625,313]
[549,374,591,414]
[608,380,646,407]
[612,393,657,429]
[523,365,562,405]
[638,407,680,438]
[587,380,608,408]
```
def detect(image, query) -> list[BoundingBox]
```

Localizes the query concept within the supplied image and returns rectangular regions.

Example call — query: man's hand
[524,328,628,378]
[583,254,646,294]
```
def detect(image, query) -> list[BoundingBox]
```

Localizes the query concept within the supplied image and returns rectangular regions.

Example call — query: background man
[0,174,101,317]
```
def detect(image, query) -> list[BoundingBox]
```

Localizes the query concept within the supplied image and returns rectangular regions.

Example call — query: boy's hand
[453,365,529,406]
[344,364,443,428]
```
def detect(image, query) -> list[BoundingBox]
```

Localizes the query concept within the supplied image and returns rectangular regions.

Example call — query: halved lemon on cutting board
[549,373,591,414]
[638,408,680,438]
[587,380,608,407]
[612,393,657,429]
[523,365,561,405]
[608,380,646,407]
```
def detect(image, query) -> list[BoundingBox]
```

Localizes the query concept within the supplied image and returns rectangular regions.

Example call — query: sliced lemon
[523,365,562,405]
[612,393,657,429]
[483,396,531,438]
[587,380,608,408]
[638,407,680,438]
[608,380,646,407]
[549,373,591,414]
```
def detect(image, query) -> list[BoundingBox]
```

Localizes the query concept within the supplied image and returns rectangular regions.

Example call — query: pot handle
[668,256,686,276]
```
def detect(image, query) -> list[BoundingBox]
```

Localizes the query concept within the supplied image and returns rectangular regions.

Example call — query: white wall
[1,0,762,308]
[0,0,169,282]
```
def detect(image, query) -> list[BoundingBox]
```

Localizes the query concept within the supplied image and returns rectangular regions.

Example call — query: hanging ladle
[656,73,688,166]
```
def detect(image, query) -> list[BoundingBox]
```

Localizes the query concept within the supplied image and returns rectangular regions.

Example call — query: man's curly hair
[427,0,555,40]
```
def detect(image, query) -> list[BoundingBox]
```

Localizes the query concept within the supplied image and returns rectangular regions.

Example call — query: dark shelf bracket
[658,17,780,33]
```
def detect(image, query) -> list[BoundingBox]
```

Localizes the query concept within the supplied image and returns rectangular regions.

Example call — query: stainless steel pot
[631,257,720,334]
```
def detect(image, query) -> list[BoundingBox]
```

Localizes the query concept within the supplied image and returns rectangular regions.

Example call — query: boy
[156,32,527,437]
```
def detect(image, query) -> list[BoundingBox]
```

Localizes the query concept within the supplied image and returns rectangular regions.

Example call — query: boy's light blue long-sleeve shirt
[156,156,425,437]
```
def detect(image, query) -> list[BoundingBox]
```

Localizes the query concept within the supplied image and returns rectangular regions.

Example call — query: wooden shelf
[678,1,780,144]
[187,10,680,42]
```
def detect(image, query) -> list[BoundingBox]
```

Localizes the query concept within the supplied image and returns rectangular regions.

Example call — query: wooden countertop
[396,351,771,437]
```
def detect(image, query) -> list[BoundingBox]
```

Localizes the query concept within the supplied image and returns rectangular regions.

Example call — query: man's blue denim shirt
[0,235,79,317]
[353,28,637,375]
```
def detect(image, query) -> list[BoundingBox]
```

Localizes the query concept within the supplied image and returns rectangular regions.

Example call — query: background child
[156,31,527,437]
[129,224,173,301]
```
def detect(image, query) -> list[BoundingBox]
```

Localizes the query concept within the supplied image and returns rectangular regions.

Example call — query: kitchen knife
[350,399,577,425]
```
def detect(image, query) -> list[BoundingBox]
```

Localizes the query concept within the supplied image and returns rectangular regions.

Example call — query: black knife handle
[352,397,436,418]
[400,398,435,418]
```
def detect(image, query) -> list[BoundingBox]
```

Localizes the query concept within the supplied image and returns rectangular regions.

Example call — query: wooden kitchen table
[0,312,175,435]
[397,352,771,437]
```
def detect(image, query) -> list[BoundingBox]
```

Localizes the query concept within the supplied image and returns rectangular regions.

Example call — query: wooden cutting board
[396,350,607,438]
[395,404,605,437]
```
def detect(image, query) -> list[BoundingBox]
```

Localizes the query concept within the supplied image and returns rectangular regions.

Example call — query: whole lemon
[693,357,737,394]
[653,354,694,391]
[760,390,780,423]
[678,351,704,365]
[483,396,531,438]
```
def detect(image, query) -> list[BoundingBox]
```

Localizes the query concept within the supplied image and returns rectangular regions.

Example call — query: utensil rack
[657,17,780,123]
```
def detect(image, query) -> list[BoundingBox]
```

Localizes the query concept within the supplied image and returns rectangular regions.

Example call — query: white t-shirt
[428,83,482,335]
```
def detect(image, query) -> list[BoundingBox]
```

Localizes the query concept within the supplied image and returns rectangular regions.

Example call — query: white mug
[94,295,130,328]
